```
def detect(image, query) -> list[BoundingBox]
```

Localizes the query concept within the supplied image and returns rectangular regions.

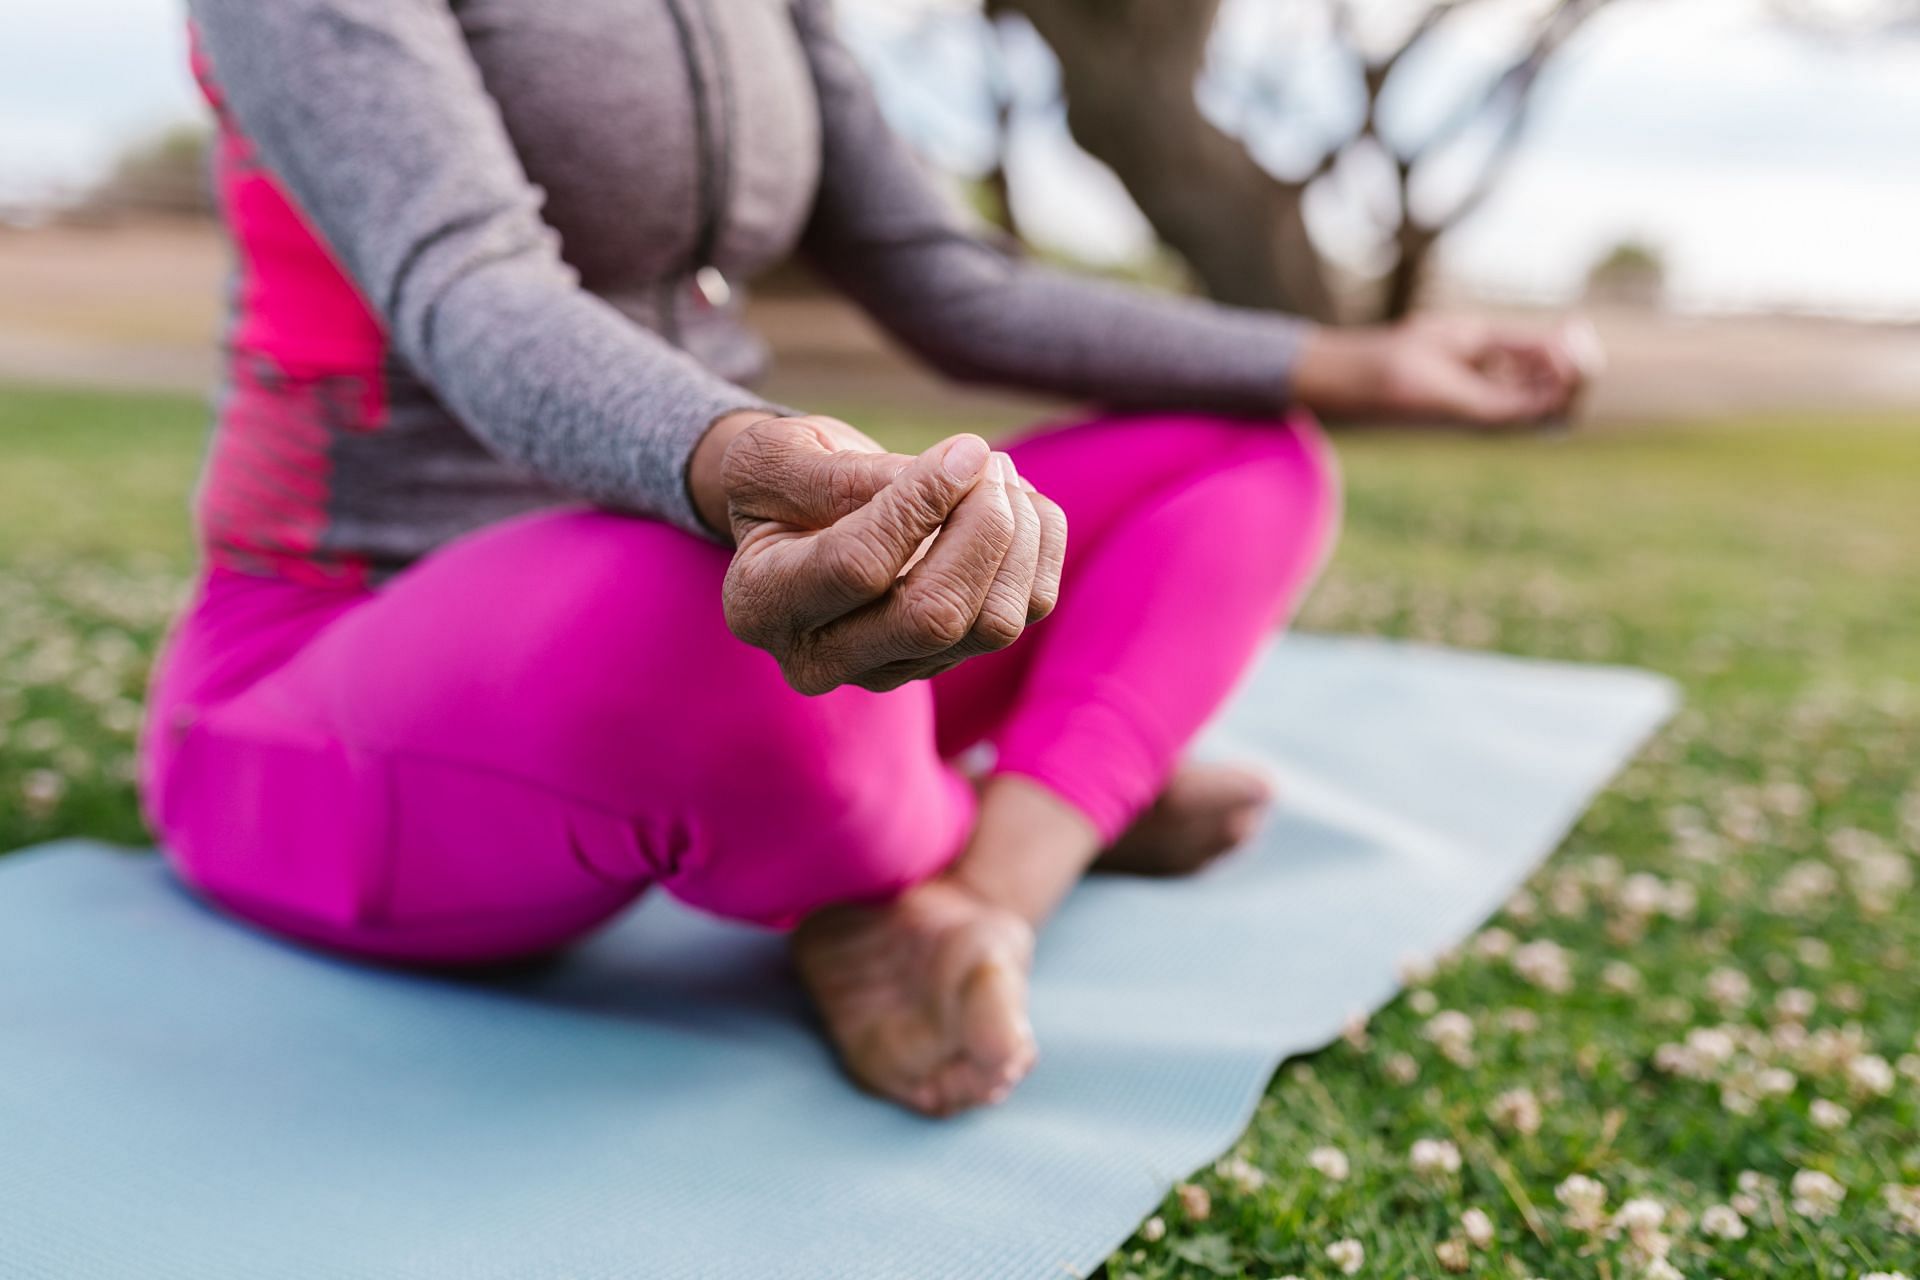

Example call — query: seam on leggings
[174,704,671,893]
[233,679,662,835]
[191,873,630,935]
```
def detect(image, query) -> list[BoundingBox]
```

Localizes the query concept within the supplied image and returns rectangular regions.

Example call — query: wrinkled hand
[709,414,1067,695]
[1295,315,1604,428]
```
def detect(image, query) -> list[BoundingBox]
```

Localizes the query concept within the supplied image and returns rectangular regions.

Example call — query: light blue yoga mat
[0,636,1674,1280]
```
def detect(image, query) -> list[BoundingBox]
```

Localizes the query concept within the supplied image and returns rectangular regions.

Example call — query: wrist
[689,408,783,540]
[1292,324,1396,419]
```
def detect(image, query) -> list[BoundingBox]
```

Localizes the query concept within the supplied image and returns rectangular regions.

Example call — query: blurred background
[5,0,1920,412]
[2,0,1917,850]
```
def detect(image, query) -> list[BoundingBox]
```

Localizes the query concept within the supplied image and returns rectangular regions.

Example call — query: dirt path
[4,221,1917,423]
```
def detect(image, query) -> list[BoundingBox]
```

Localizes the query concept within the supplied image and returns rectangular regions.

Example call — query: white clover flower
[1602,960,1644,994]
[1512,939,1574,993]
[1410,989,1440,1016]
[1796,1024,1872,1077]
[1472,927,1516,959]
[1790,1169,1845,1219]
[1214,1154,1267,1194]
[1642,1259,1683,1280]
[1614,1197,1667,1238]
[1705,967,1753,1010]
[1384,1052,1420,1085]
[1138,1215,1165,1243]
[1409,1138,1463,1178]
[1308,1145,1351,1181]
[1461,1207,1494,1249]
[1700,1203,1748,1239]
[1325,1237,1364,1275]
[1859,1273,1912,1280]
[1399,953,1438,985]
[1556,1173,1609,1231]
[1498,1007,1540,1035]
[1488,1086,1543,1137]
[1883,1184,1920,1236]
[1772,861,1839,915]
[1762,779,1811,816]
[1618,871,1667,917]
[1898,1054,1920,1084]
[1175,1181,1211,1221]
[1846,1054,1896,1098]
[1548,875,1588,918]
[1757,1066,1797,1098]
[1774,987,1818,1022]
[1504,888,1541,924]
[1656,1026,1741,1081]
[1797,937,1834,968]
[20,768,66,819]
[1847,851,1912,915]
[1435,1237,1470,1273]
[1810,1098,1851,1130]
[1423,1010,1476,1065]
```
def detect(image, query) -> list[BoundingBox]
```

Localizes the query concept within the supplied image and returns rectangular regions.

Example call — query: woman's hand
[694,413,1067,695]
[1293,315,1603,428]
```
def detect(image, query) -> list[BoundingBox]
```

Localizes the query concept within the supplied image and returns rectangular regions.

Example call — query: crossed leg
[143,410,1337,1111]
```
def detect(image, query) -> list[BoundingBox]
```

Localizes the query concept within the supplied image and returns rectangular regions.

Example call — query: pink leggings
[140,412,1339,964]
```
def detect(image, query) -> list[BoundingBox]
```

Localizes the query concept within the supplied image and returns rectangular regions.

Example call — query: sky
[6,0,1919,318]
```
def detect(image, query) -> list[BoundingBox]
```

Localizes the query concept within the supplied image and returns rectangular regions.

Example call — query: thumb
[806,434,994,595]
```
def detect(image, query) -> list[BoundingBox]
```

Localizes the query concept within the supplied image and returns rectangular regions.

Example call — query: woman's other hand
[1294,315,1604,429]
[696,413,1066,695]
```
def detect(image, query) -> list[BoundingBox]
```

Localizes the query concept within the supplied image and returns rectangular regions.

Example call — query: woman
[147,0,1588,1117]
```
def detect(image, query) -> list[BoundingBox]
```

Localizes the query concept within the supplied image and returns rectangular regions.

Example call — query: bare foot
[1094,762,1273,877]
[792,878,1037,1117]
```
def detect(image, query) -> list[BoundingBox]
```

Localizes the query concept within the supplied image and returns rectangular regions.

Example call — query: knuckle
[969,598,1026,651]
[819,532,898,600]
[893,477,957,533]
[854,668,911,693]
[1034,495,1068,540]
[1025,584,1058,623]
[905,586,974,649]
[785,658,838,697]
[979,496,1018,548]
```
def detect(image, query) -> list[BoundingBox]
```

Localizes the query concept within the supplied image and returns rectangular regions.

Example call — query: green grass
[3,381,1917,1278]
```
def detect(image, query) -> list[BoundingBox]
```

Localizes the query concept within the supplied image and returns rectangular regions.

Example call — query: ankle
[945,774,1100,927]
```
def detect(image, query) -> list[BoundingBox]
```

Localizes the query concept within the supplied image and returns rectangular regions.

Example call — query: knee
[1216,413,1342,553]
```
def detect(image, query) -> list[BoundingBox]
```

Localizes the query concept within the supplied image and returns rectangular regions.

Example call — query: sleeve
[189,0,779,538]
[791,0,1309,417]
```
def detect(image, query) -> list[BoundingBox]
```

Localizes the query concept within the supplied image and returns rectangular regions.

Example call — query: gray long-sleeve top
[186,0,1307,580]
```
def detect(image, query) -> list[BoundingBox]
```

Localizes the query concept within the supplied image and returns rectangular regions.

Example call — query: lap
[148,509,970,959]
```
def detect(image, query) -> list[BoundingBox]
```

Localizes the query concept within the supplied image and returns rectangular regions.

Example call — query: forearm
[812,238,1308,417]
[421,260,779,534]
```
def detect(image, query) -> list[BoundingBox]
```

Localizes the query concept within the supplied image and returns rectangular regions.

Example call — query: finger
[939,454,1040,662]
[1023,485,1067,623]
[787,434,996,626]
[1433,361,1557,428]
[1487,335,1581,410]
[848,653,968,693]
[723,417,913,533]
[808,457,1018,676]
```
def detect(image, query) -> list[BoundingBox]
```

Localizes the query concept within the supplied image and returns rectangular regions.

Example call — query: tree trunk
[1383,225,1441,322]
[991,0,1339,323]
